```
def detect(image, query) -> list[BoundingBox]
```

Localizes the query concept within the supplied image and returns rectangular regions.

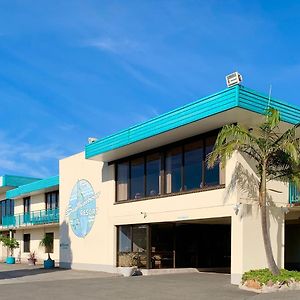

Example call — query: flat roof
[85,85,300,160]
[6,175,59,199]
[0,175,40,194]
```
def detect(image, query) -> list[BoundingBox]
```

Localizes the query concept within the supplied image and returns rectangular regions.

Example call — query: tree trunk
[259,166,280,275]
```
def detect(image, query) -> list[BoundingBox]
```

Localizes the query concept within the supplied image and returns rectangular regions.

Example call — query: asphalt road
[0,265,299,299]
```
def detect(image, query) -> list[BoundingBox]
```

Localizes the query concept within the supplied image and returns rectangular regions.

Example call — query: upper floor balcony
[289,182,300,205]
[1,208,59,228]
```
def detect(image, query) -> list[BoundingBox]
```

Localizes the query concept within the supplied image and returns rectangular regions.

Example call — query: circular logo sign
[66,179,97,238]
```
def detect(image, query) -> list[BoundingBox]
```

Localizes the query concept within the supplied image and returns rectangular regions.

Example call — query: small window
[46,191,59,210]
[23,234,30,253]
[23,197,30,214]
[45,232,54,253]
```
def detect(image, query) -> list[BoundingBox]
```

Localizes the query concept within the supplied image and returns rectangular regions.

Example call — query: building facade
[0,176,60,263]
[59,85,300,284]
[1,84,300,285]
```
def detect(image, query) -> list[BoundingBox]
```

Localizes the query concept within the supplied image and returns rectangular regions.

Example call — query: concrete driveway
[0,265,299,300]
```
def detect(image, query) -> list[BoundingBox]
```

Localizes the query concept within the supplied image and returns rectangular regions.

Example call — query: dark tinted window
[165,147,182,193]
[146,153,161,197]
[205,136,220,186]
[23,234,30,252]
[130,158,145,199]
[184,141,203,190]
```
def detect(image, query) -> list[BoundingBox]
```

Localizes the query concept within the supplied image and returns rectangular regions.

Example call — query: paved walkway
[0,264,300,299]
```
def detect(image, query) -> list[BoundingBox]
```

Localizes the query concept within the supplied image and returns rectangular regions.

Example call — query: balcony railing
[2,208,59,227]
[289,182,300,204]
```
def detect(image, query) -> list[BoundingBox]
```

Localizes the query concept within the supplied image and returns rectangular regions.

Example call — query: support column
[231,204,285,285]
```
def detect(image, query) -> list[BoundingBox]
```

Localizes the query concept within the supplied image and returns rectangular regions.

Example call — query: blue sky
[0,0,300,178]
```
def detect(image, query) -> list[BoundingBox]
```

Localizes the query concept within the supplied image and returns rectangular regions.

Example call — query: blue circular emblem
[66,179,97,238]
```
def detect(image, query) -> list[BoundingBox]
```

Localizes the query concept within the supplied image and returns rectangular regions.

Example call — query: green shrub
[242,269,300,286]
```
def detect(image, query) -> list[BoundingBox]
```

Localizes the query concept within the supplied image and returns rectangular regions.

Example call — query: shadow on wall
[59,220,73,269]
[102,162,114,182]
[225,159,284,267]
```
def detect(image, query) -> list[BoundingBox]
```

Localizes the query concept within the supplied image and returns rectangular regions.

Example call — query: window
[45,232,54,253]
[45,191,59,210]
[130,157,145,199]
[118,225,148,268]
[0,199,14,225]
[23,197,30,214]
[115,130,222,202]
[165,147,182,193]
[184,141,203,190]
[117,162,129,201]
[119,226,132,253]
[146,153,161,197]
[204,136,220,186]
[23,234,30,252]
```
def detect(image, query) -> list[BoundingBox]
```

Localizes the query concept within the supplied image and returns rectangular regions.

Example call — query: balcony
[289,182,300,204]
[2,208,59,228]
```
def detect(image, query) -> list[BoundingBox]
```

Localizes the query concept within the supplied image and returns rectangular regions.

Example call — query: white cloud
[0,130,64,178]
[85,37,139,54]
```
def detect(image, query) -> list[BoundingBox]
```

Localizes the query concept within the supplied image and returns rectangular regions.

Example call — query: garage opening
[117,217,231,273]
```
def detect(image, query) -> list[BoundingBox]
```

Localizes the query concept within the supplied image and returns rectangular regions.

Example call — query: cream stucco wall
[14,193,47,214]
[14,225,59,263]
[59,147,289,284]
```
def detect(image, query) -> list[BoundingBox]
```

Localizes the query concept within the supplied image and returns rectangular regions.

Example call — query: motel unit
[0,176,59,263]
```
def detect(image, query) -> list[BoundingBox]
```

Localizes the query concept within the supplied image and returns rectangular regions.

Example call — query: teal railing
[2,208,59,227]
[289,182,300,204]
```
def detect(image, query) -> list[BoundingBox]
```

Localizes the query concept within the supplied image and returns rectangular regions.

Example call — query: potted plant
[28,251,37,266]
[118,252,140,277]
[1,236,19,264]
[39,234,55,269]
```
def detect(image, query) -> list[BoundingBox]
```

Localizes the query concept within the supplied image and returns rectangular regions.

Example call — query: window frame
[23,197,30,214]
[45,190,59,211]
[114,129,224,203]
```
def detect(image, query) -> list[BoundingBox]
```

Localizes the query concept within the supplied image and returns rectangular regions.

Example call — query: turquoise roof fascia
[0,175,40,188]
[6,175,59,199]
[85,85,300,159]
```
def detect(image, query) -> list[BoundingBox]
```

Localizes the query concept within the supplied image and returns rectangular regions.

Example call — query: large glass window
[146,153,161,197]
[165,147,182,194]
[119,226,131,253]
[205,136,220,186]
[117,162,129,201]
[46,191,59,210]
[115,131,222,202]
[130,158,145,199]
[118,225,148,268]
[184,141,203,190]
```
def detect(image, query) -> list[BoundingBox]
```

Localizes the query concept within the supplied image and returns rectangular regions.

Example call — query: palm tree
[208,108,300,275]
[40,234,54,260]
